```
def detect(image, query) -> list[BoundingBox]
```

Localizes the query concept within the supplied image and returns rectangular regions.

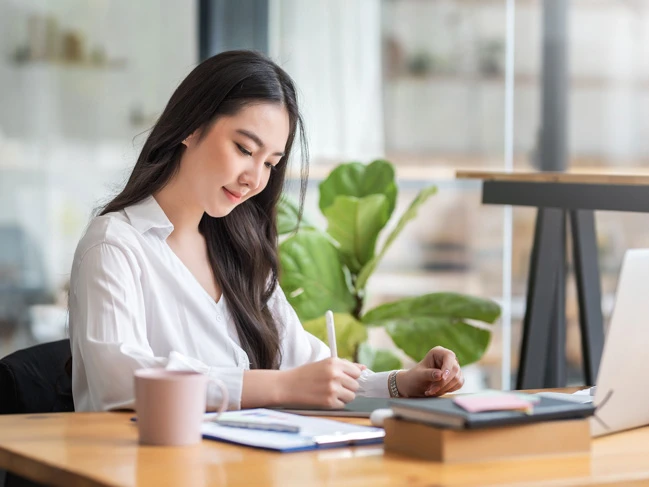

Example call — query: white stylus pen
[325,310,337,358]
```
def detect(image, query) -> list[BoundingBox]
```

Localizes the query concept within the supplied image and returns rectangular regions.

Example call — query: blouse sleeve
[69,243,241,411]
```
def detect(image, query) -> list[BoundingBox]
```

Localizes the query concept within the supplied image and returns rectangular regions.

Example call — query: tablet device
[275,397,391,418]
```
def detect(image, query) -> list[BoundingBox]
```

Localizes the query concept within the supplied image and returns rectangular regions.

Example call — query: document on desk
[201,409,385,452]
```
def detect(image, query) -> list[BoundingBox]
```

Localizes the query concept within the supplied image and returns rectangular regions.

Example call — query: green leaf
[302,313,368,361]
[361,293,501,366]
[384,317,491,366]
[279,229,356,322]
[355,185,438,291]
[362,292,501,326]
[323,195,390,273]
[277,195,313,235]
[319,160,398,218]
[357,342,402,372]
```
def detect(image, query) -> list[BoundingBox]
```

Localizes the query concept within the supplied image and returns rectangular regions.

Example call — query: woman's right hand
[278,358,361,408]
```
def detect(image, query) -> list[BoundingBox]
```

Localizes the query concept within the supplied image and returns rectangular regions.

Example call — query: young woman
[69,50,464,412]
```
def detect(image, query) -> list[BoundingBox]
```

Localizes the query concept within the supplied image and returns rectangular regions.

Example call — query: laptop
[539,248,649,437]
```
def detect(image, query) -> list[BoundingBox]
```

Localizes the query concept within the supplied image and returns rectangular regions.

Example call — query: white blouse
[69,196,390,412]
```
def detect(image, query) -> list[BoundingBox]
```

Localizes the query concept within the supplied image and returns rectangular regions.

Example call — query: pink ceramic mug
[134,369,228,446]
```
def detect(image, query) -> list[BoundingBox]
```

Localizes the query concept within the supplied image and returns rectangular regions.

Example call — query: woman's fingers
[424,368,464,397]
[338,359,362,379]
[436,372,465,396]
[438,360,461,390]
[337,385,356,404]
[339,371,360,393]
[439,349,457,381]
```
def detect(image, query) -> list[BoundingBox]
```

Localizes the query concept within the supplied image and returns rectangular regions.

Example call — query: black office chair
[0,340,74,487]
[0,339,74,414]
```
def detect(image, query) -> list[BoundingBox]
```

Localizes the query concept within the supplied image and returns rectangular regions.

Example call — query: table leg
[545,211,567,387]
[517,208,566,389]
[569,209,604,385]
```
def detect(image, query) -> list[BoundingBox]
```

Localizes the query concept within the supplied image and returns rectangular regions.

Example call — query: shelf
[387,72,649,90]
[288,155,649,185]
[0,165,129,184]
[390,0,643,11]
[8,59,127,71]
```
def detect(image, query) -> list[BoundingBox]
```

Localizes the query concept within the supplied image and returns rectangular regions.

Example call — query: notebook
[390,395,596,430]
[201,409,385,452]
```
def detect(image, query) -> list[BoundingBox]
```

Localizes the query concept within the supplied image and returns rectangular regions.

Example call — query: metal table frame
[481,180,649,388]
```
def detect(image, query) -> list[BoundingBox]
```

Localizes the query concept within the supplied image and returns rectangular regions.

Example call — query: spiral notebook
[201,409,385,452]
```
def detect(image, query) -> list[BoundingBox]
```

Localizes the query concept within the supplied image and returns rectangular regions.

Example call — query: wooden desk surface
[1,407,649,487]
[456,169,649,185]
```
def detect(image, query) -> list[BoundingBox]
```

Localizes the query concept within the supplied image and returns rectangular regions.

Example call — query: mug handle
[208,377,229,417]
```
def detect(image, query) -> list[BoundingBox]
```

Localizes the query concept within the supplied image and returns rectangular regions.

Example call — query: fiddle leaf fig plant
[278,160,501,371]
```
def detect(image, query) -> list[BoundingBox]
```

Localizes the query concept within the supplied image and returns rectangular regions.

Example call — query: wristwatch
[388,370,401,398]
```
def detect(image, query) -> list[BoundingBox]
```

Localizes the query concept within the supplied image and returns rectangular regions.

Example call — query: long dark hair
[102,50,307,369]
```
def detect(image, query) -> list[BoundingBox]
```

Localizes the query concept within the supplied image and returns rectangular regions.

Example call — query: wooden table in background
[456,170,649,390]
[1,407,649,487]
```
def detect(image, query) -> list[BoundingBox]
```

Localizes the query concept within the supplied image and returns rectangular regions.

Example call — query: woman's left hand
[396,346,464,398]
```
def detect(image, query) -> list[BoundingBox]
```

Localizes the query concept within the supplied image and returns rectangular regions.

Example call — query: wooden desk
[1,411,649,487]
[456,170,649,389]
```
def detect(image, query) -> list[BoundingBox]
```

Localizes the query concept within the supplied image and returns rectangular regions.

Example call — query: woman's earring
[182,132,194,147]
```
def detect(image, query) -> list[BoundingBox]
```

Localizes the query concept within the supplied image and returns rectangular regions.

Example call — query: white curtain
[269,0,384,163]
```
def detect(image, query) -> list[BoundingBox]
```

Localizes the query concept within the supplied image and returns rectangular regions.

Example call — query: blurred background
[2,0,649,391]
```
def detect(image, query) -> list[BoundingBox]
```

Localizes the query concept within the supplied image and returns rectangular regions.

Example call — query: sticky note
[453,392,534,413]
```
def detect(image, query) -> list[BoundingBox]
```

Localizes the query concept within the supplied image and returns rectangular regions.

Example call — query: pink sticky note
[453,394,533,413]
